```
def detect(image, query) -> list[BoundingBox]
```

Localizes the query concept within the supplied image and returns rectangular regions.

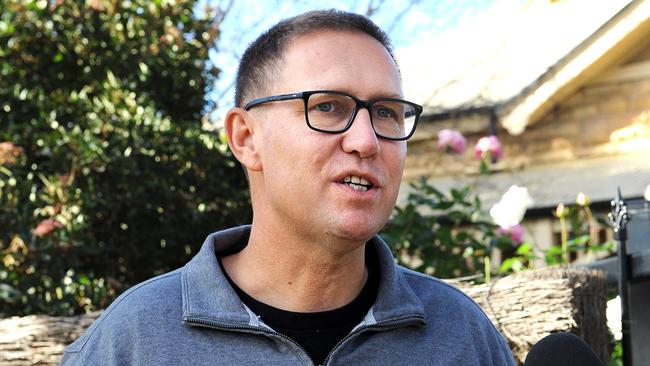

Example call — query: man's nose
[341,107,380,158]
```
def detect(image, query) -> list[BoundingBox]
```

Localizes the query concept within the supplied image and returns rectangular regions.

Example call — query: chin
[323,208,392,244]
[332,220,383,244]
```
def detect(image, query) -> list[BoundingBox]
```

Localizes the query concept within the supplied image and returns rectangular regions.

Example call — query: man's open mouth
[340,175,374,192]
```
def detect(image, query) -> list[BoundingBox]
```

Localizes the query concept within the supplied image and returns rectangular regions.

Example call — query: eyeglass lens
[306,92,416,139]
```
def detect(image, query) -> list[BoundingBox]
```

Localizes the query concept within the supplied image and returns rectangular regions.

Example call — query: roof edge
[500,0,650,135]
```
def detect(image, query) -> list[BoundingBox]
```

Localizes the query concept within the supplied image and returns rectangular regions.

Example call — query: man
[62,10,516,365]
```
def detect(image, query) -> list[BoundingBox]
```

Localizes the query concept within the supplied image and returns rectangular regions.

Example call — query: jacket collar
[181,225,425,327]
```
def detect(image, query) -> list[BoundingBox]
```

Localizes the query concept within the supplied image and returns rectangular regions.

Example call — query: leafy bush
[381,177,514,279]
[0,0,251,317]
[381,177,614,280]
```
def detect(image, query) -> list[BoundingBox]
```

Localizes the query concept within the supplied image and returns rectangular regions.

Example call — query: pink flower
[437,129,467,155]
[0,142,17,151]
[0,141,22,165]
[498,224,525,244]
[474,135,503,159]
[33,219,63,237]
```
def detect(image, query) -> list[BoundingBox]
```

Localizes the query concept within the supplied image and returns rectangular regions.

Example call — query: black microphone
[524,332,603,366]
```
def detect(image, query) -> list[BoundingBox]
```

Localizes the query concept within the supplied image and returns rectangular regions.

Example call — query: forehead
[272,30,402,98]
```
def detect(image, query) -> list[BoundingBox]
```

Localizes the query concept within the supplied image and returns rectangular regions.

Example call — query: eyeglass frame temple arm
[243,92,305,110]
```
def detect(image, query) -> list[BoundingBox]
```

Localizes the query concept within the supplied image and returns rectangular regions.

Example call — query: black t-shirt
[218,245,379,365]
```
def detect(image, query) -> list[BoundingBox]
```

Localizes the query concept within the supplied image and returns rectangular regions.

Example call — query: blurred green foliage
[0,0,251,317]
[381,177,514,279]
[608,340,622,366]
[382,177,614,280]
[544,203,614,266]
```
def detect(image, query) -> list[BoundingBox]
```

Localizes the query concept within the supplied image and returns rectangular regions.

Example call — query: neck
[221,222,369,312]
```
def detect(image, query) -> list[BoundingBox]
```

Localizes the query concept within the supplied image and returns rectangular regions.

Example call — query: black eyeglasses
[243,90,422,141]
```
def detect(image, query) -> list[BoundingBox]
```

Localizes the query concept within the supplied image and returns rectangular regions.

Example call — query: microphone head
[524,332,603,366]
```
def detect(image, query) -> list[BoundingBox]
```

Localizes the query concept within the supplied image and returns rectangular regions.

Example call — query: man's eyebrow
[378,93,404,99]
[317,88,404,100]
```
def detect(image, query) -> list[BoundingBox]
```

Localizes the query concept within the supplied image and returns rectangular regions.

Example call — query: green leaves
[499,243,536,273]
[381,177,510,279]
[0,0,250,317]
[381,173,615,281]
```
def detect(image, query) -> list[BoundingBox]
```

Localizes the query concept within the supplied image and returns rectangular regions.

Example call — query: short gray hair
[234,9,397,107]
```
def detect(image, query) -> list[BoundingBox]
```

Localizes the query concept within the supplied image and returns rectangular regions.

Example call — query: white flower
[606,296,622,340]
[490,185,534,228]
[576,192,590,206]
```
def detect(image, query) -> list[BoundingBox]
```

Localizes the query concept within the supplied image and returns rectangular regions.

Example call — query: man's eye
[375,107,395,118]
[315,102,334,112]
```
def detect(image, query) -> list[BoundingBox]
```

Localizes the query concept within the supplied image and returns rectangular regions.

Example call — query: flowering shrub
[382,130,519,279]
[381,177,516,279]
[386,128,614,279]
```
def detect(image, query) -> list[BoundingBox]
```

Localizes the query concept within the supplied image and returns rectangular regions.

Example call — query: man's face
[250,30,406,247]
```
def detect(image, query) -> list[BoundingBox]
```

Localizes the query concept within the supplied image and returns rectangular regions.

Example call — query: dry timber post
[452,266,609,364]
[0,312,100,365]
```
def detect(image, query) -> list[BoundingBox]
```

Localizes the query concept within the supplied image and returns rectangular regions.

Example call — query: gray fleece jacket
[61,226,516,365]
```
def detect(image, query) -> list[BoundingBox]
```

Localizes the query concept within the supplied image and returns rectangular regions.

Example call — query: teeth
[341,175,372,191]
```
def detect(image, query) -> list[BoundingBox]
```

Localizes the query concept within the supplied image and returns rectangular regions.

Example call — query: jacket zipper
[321,317,424,366]
[184,316,317,366]
[185,315,424,366]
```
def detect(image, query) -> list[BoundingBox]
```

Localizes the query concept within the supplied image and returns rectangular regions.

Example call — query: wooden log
[452,266,610,364]
[0,312,100,365]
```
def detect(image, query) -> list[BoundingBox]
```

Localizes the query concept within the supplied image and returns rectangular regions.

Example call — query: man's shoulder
[396,266,492,320]
[62,268,184,361]
[398,266,473,300]
[394,266,516,364]
[100,267,183,320]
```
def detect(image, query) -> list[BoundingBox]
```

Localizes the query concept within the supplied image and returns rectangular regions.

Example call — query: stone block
[598,97,628,115]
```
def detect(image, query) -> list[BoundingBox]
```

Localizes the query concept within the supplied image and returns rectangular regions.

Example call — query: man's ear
[224,108,263,172]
